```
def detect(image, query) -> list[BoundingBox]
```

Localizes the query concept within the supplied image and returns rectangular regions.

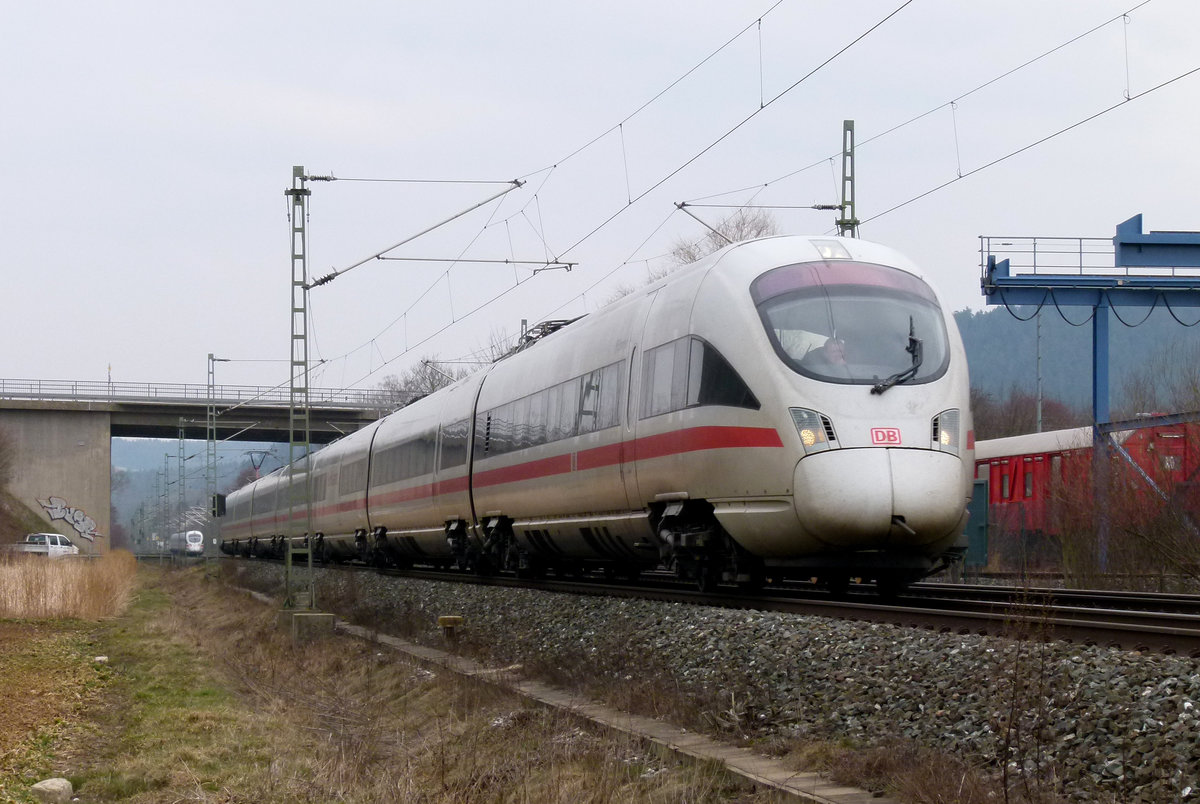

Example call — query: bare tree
[669,207,779,268]
[971,386,1087,440]
[1117,338,1200,417]
[377,354,472,407]
[607,208,780,305]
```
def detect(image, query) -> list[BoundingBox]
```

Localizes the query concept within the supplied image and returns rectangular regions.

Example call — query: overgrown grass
[0,551,137,620]
[0,621,110,804]
[2,566,777,803]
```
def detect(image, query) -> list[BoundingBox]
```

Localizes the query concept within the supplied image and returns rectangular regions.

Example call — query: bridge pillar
[0,408,111,552]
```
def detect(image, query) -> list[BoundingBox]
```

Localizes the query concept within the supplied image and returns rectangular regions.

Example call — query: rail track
[222,556,1200,658]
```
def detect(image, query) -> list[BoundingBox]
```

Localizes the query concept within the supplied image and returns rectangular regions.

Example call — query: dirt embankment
[0,490,49,546]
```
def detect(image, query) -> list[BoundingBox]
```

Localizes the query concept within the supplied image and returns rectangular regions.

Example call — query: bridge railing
[0,378,396,411]
[979,236,1116,277]
[980,235,1200,278]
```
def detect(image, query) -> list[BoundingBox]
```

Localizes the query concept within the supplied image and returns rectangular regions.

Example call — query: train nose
[792,448,966,548]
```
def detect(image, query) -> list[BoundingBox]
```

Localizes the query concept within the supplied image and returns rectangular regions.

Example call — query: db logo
[871,427,902,445]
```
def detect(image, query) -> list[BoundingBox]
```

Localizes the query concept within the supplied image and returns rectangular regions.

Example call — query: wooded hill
[955,305,1200,420]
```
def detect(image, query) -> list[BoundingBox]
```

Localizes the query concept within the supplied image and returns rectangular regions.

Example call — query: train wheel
[875,575,908,599]
[822,574,851,598]
[516,554,545,580]
[736,566,766,593]
[696,562,720,593]
[617,565,641,583]
[732,553,766,592]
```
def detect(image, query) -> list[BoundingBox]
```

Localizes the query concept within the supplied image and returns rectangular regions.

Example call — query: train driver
[802,336,847,372]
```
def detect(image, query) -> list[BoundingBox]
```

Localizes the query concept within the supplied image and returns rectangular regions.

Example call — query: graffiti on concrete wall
[37,496,101,542]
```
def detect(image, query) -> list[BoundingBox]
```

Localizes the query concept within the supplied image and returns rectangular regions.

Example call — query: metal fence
[980,235,1200,279]
[979,236,1115,277]
[0,378,395,410]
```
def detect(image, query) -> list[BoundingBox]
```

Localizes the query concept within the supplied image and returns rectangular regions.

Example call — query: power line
[307,0,1176,391]
[517,0,789,181]
[863,64,1200,224]
[316,176,518,185]
[681,0,1157,209]
[556,0,915,259]
[327,0,914,388]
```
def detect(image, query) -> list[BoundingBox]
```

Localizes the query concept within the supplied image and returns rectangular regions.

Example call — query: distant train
[169,530,205,556]
[973,418,1200,567]
[220,234,975,593]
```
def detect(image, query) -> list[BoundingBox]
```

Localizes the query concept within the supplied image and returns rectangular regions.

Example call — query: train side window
[642,340,682,418]
[1024,470,1033,498]
[1001,474,1010,500]
[579,369,602,433]
[511,395,532,449]
[528,388,549,445]
[558,377,580,440]
[340,458,367,496]
[544,383,564,441]
[492,403,514,454]
[372,431,437,485]
[597,362,624,429]
[579,361,625,433]
[643,336,759,418]
[438,419,470,470]
[687,338,760,410]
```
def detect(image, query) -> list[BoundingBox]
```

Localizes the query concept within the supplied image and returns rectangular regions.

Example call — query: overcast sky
[3,1,1198,390]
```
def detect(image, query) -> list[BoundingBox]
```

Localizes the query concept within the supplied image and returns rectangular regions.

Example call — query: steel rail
[221,557,1200,657]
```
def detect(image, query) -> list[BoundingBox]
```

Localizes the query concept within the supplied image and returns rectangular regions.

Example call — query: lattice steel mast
[836,120,859,238]
[284,166,315,609]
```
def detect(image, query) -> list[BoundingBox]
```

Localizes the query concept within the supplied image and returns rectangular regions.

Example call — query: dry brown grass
[37,566,776,803]
[0,551,137,620]
[318,569,1086,804]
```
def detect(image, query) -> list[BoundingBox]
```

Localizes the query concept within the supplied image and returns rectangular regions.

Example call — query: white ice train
[220,234,975,593]
[169,529,205,556]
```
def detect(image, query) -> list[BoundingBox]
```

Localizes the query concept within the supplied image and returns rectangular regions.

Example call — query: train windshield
[751,260,949,386]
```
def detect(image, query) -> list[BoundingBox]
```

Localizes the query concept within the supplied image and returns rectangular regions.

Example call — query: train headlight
[790,408,836,455]
[932,409,960,454]
[812,240,852,260]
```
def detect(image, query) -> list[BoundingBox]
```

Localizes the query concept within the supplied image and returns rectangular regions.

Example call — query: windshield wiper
[871,317,923,395]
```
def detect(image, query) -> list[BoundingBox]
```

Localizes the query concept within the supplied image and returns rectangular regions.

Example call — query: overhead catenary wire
[306,180,524,288]
[555,0,916,261]
[338,0,909,378]
[358,49,1199,384]
[862,64,1200,225]
[516,0,789,181]
[681,0,1157,211]
[307,0,1184,388]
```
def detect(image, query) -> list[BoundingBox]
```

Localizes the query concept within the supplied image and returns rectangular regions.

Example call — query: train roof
[974,426,1134,460]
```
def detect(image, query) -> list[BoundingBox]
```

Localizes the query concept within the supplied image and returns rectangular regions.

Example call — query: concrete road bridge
[0,378,395,550]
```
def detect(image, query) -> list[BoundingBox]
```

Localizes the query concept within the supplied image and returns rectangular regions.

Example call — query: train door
[621,344,641,509]
[622,288,661,508]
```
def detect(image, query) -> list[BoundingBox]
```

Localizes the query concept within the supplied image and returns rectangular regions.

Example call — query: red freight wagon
[973,419,1200,570]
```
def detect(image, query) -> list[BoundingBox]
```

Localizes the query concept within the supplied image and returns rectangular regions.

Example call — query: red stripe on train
[238,425,782,522]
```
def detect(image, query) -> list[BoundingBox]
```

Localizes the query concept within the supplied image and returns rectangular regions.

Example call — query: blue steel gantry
[980,214,1200,426]
[980,214,1200,569]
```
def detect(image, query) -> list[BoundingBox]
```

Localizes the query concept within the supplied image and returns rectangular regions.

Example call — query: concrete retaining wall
[0,408,111,552]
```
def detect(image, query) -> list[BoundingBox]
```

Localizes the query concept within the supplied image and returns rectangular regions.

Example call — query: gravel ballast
[228,562,1200,802]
